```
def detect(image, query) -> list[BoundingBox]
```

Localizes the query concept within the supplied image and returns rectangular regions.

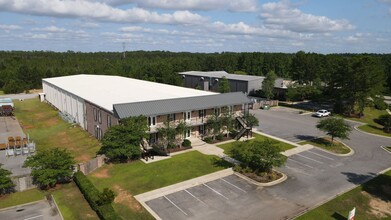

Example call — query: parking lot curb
[234,170,287,187]
[135,168,234,202]
[134,168,234,220]
[310,141,355,157]
[354,125,391,139]
[0,199,46,212]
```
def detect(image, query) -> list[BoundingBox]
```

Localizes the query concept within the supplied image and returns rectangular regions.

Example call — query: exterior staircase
[234,117,251,140]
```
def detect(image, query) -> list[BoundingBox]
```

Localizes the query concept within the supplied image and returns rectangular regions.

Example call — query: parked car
[314,109,331,117]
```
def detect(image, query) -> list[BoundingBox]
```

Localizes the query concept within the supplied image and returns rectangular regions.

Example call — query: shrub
[373,98,388,110]
[98,188,116,206]
[73,171,121,220]
[216,134,224,141]
[182,139,191,147]
[203,136,213,143]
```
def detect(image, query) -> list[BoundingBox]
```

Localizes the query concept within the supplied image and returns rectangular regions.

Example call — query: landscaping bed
[299,137,351,154]
[167,146,192,153]
[235,169,283,183]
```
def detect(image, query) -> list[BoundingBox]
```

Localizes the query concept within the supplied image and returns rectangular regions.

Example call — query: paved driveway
[142,107,391,220]
[0,200,62,220]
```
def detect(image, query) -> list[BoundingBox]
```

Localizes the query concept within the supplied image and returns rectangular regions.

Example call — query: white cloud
[0,0,207,25]
[33,25,66,32]
[0,24,21,31]
[91,0,258,12]
[260,0,355,33]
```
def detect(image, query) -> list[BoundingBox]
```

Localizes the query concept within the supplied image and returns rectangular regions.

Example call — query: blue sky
[0,0,390,53]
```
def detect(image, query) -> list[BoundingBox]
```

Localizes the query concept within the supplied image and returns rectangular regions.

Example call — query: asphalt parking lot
[144,147,351,220]
[143,107,391,220]
[0,200,61,220]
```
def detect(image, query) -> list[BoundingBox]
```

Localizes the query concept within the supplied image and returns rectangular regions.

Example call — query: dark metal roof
[113,92,250,119]
[179,71,264,82]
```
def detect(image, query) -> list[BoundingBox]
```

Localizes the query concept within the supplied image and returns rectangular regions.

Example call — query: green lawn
[0,188,46,209]
[344,107,391,137]
[0,90,4,95]
[217,133,296,156]
[297,170,391,220]
[88,151,231,219]
[14,99,101,162]
[299,137,351,154]
[52,182,99,220]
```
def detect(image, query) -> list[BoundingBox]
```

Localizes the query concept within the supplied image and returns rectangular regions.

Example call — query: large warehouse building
[42,74,250,141]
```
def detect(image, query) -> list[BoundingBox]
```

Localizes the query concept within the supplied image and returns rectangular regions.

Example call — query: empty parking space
[145,175,258,220]
[280,148,343,178]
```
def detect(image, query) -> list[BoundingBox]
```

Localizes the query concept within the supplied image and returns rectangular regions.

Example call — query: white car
[314,109,331,117]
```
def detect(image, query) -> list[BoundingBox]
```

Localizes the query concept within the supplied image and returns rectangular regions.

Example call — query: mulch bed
[238,170,283,183]
[207,136,233,144]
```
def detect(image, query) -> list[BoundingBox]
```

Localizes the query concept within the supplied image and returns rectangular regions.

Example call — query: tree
[231,141,286,173]
[175,121,189,142]
[23,148,75,189]
[99,116,148,162]
[157,121,177,149]
[262,71,277,100]
[218,76,230,93]
[206,115,223,140]
[316,117,352,143]
[244,113,259,129]
[0,164,14,195]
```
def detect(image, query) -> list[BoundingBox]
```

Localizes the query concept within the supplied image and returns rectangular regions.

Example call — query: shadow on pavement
[294,134,317,141]
[340,172,376,185]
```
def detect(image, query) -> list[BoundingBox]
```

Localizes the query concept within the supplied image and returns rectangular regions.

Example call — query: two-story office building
[42,74,250,143]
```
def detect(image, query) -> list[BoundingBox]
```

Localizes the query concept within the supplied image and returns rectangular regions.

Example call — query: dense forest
[0,50,390,112]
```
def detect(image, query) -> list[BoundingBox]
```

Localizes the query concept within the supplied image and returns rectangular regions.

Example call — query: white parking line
[163,195,188,216]
[24,215,43,220]
[288,158,314,169]
[295,154,323,164]
[184,189,207,205]
[220,178,247,193]
[306,150,335,160]
[285,165,311,176]
[202,183,229,200]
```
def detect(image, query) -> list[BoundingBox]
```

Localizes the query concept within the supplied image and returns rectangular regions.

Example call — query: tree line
[1,50,390,115]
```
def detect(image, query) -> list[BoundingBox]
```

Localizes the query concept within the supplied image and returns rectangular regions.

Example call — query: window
[93,108,97,121]
[198,109,206,118]
[148,116,156,127]
[107,115,112,128]
[184,111,191,121]
[214,108,221,116]
[168,113,176,121]
[95,125,102,140]
[98,110,102,124]
[199,125,205,135]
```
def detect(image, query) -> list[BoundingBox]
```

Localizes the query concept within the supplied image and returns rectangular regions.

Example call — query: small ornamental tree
[244,113,259,129]
[0,164,15,195]
[231,141,286,173]
[207,115,223,140]
[316,117,352,144]
[99,116,148,162]
[157,121,177,149]
[23,148,75,189]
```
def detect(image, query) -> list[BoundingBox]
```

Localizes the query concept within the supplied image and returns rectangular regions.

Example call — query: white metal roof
[179,71,264,81]
[43,74,216,111]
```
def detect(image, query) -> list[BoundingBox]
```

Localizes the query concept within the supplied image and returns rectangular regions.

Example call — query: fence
[250,99,279,109]
[11,174,35,192]
[77,154,106,175]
